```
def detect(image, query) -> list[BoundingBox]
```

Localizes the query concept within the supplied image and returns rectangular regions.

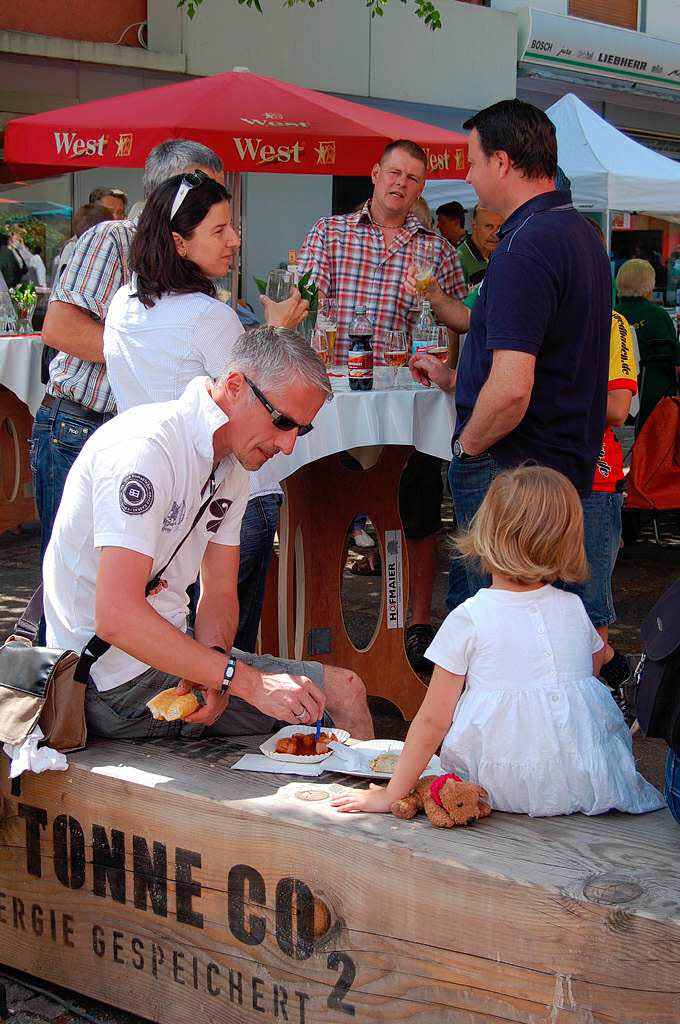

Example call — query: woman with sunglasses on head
[104,170,307,652]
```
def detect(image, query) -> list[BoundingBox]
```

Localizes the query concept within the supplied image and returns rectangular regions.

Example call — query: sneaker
[599,650,631,690]
[600,650,636,727]
[352,528,375,549]
[405,623,435,672]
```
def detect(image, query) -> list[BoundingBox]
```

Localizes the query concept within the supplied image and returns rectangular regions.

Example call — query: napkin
[231,754,326,776]
[3,725,68,779]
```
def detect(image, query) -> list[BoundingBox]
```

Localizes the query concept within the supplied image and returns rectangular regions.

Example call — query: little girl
[332,466,664,817]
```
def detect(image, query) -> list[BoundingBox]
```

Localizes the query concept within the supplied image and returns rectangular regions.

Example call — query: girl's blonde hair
[455,465,588,585]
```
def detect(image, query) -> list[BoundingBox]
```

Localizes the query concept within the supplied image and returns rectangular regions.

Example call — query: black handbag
[635,577,680,754]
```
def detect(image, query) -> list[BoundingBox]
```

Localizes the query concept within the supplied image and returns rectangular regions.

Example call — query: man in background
[456,204,503,289]
[88,186,127,221]
[436,201,467,247]
[297,139,467,670]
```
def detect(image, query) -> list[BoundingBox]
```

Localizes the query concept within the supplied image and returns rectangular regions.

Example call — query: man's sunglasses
[170,171,209,222]
[245,377,314,436]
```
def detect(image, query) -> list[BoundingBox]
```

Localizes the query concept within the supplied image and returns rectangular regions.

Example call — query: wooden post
[0,390,37,533]
[278,446,427,721]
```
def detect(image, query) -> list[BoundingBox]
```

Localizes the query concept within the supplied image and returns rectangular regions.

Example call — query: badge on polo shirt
[119,473,155,515]
[206,497,233,533]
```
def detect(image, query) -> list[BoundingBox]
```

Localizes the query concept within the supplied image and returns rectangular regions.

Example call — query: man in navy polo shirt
[410,98,611,604]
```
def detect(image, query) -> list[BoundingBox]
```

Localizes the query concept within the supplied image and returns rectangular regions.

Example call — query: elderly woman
[615,258,680,426]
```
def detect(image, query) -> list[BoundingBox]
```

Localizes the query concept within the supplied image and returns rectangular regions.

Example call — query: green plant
[10,282,37,313]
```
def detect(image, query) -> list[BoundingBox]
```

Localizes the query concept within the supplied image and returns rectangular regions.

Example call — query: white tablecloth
[0,334,45,416]
[272,376,457,481]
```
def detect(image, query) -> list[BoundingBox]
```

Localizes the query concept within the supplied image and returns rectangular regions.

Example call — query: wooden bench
[1,735,679,1023]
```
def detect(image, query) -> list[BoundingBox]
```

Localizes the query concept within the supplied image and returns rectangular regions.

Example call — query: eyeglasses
[170,171,207,222]
[245,377,314,436]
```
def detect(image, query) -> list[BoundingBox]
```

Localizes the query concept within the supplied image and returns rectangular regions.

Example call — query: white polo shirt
[43,376,249,691]
[104,283,282,500]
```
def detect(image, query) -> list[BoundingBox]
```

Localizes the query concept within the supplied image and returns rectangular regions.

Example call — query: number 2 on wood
[327,951,356,1016]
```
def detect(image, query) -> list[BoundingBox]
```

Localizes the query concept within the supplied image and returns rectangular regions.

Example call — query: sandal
[350,554,381,576]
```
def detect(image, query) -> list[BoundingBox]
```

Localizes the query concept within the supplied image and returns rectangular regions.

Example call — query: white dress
[425,585,665,817]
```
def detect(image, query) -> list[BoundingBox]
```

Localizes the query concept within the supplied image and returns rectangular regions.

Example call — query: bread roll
[146,687,199,722]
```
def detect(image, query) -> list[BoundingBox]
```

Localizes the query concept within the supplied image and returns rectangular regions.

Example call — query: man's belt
[41,394,114,426]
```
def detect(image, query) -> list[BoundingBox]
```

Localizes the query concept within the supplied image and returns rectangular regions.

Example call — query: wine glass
[266,268,294,303]
[428,325,450,364]
[411,238,435,309]
[384,330,408,388]
[311,325,330,367]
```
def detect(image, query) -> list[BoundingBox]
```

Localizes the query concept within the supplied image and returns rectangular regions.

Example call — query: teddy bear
[390,772,491,828]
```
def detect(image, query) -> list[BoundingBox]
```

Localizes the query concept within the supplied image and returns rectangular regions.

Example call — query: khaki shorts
[85,647,326,740]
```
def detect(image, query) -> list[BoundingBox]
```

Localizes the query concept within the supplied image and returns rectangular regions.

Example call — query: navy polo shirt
[454,189,611,496]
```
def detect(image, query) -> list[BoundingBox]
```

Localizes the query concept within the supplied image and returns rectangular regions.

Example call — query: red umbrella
[4,69,468,180]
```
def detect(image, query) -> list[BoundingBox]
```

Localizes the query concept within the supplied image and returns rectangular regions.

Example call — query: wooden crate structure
[1,736,680,1023]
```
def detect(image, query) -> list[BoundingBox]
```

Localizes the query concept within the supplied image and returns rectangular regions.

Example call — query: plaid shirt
[297,201,466,365]
[47,220,135,413]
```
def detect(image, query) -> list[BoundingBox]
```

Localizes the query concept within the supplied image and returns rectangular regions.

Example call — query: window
[569,0,638,30]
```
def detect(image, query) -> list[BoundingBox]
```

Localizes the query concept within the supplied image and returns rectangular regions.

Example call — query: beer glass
[411,238,435,309]
[311,325,330,366]
[266,269,294,303]
[384,330,408,388]
[321,297,338,365]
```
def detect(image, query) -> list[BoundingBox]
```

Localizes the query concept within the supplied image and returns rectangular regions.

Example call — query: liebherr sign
[517,7,680,91]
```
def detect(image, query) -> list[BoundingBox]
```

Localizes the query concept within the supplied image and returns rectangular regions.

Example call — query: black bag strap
[12,584,44,643]
[74,468,218,684]
[143,468,218,598]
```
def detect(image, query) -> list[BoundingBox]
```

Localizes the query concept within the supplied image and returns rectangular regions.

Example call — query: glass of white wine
[311,325,330,367]
[384,330,408,388]
[266,269,294,303]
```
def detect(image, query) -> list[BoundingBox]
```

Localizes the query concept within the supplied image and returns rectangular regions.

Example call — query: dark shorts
[85,648,325,740]
[399,451,443,539]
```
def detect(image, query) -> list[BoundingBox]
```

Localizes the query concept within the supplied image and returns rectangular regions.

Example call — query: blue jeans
[569,491,622,629]
[234,493,282,653]
[447,452,500,608]
[30,402,107,644]
[665,749,680,827]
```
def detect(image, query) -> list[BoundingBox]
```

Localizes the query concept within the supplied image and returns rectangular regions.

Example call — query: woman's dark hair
[464,99,557,181]
[130,171,231,308]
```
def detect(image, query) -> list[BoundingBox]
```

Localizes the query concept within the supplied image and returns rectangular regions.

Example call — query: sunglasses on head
[169,170,209,222]
[245,377,314,436]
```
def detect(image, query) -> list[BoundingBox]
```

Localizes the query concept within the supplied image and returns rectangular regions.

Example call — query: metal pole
[231,171,241,312]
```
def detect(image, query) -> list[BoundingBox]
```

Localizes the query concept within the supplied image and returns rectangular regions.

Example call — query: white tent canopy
[424,92,680,214]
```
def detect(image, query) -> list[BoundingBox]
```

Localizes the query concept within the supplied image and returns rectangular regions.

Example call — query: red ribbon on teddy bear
[429,772,462,807]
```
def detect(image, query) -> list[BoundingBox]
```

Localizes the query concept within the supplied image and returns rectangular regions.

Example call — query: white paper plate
[323,739,441,779]
[260,724,351,764]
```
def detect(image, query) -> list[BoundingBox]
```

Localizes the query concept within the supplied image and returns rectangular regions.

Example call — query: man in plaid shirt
[298,139,467,671]
[298,140,465,366]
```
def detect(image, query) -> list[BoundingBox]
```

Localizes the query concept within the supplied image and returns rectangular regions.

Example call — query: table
[0,334,44,531]
[267,380,457,721]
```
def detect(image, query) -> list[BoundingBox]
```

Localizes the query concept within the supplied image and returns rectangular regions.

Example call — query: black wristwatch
[220,655,237,697]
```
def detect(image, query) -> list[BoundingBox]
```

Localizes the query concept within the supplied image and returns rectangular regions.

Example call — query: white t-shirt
[43,376,249,691]
[104,283,281,499]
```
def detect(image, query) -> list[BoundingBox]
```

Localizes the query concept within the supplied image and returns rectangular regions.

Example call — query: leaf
[253,275,267,294]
